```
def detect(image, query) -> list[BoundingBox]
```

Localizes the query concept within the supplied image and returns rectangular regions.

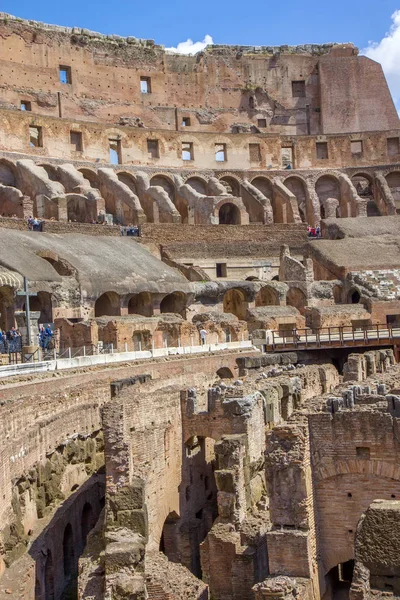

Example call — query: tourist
[43,324,53,349]
[27,216,34,230]
[199,328,207,345]
[316,225,321,238]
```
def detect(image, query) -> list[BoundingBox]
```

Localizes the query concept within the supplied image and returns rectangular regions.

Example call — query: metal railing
[268,325,400,351]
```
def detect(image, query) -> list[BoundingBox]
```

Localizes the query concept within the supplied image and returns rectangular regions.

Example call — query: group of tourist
[0,327,23,353]
[307,225,321,238]
[27,216,43,231]
[120,225,140,237]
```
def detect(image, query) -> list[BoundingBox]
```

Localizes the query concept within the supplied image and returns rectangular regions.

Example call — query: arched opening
[216,367,234,379]
[40,255,75,276]
[81,502,94,548]
[324,560,354,600]
[67,195,95,223]
[352,173,378,217]
[181,436,218,577]
[186,177,207,195]
[39,164,59,183]
[255,286,279,307]
[349,290,361,304]
[94,292,121,317]
[78,168,99,189]
[249,96,255,109]
[132,330,152,351]
[150,175,175,201]
[0,285,15,332]
[251,177,273,199]
[246,276,260,281]
[316,175,341,218]
[287,287,307,315]
[386,171,400,213]
[218,202,241,225]
[220,176,240,197]
[160,292,187,318]
[159,511,180,562]
[24,291,53,324]
[223,288,248,320]
[117,172,138,195]
[44,551,55,600]
[284,177,308,223]
[63,523,75,577]
[128,292,153,317]
[0,159,17,187]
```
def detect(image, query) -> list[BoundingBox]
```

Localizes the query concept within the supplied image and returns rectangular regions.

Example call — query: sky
[2,0,400,108]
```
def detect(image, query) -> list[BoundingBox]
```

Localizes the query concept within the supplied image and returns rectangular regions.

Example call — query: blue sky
[2,0,400,108]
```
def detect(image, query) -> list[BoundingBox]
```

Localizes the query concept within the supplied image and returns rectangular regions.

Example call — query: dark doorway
[219,203,241,224]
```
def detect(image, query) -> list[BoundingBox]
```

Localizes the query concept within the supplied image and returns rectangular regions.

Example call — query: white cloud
[362,10,400,110]
[165,34,213,55]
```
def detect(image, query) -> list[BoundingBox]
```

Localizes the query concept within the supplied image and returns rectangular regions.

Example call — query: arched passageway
[81,502,94,548]
[216,367,234,379]
[284,177,308,223]
[159,511,180,562]
[25,291,53,324]
[0,285,15,332]
[94,292,121,317]
[349,290,361,304]
[286,287,307,315]
[78,168,99,189]
[352,174,379,216]
[128,292,153,317]
[0,159,17,187]
[316,175,341,218]
[223,288,248,320]
[67,195,96,223]
[218,202,241,224]
[186,177,207,195]
[132,330,152,351]
[220,176,240,197]
[117,172,138,195]
[255,286,279,307]
[160,292,187,318]
[44,551,55,600]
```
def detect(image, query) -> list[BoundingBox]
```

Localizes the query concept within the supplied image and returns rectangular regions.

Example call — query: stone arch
[186,177,207,195]
[78,168,99,189]
[150,175,176,202]
[39,163,60,183]
[160,292,187,318]
[386,171,400,212]
[24,291,53,324]
[67,194,96,223]
[94,292,121,317]
[284,176,308,223]
[216,367,234,379]
[63,523,75,578]
[286,287,307,315]
[255,286,280,307]
[348,289,361,304]
[218,202,241,224]
[316,175,341,218]
[117,171,138,195]
[159,510,180,562]
[0,159,17,187]
[223,288,249,320]
[39,254,76,277]
[219,176,241,197]
[81,502,94,547]
[352,173,378,216]
[251,176,273,199]
[128,292,153,317]
[44,550,55,600]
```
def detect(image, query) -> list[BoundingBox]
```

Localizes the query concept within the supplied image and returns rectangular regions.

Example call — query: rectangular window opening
[59,65,72,84]
[147,139,159,159]
[182,117,191,127]
[216,263,227,278]
[249,143,261,163]
[351,140,363,156]
[29,125,43,148]
[356,447,370,459]
[316,141,329,160]
[140,77,151,94]
[215,143,227,162]
[292,80,306,97]
[182,142,194,161]
[21,100,32,112]
[70,131,83,152]
[257,118,267,128]
[281,146,294,169]
[109,138,121,165]
[387,137,400,157]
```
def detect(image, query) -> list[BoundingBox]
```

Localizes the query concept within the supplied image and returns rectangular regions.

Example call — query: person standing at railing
[200,328,207,345]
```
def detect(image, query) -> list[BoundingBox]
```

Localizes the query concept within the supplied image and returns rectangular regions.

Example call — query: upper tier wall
[0,14,397,135]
